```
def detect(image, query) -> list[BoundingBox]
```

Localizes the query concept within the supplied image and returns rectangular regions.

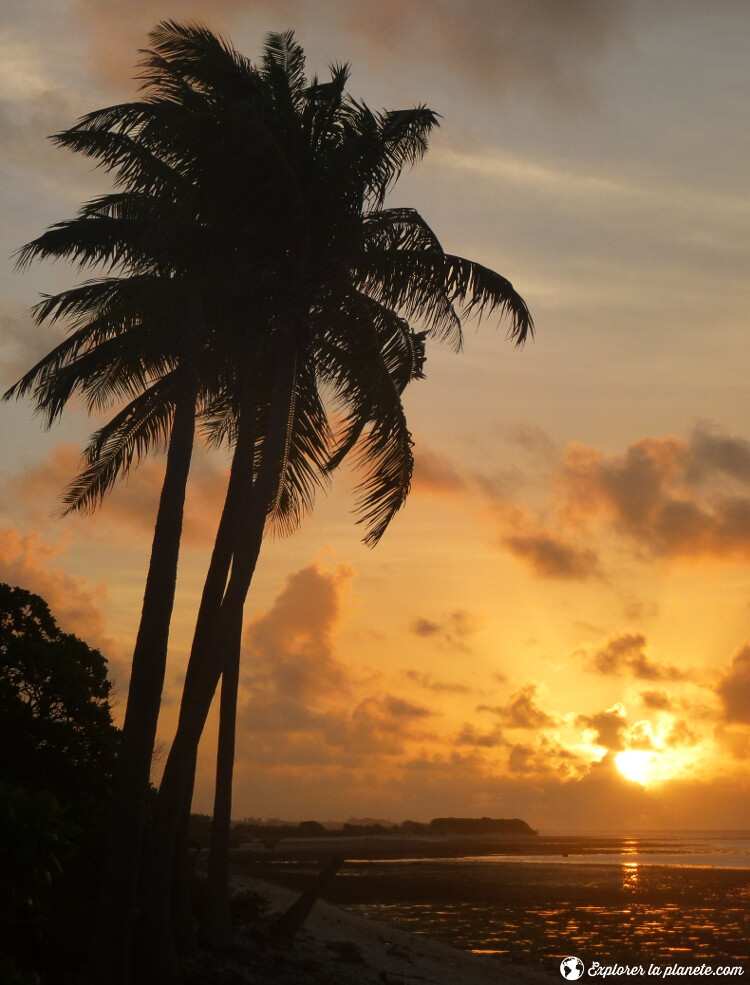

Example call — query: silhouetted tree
[7,22,533,984]
[0,583,119,980]
[0,583,119,816]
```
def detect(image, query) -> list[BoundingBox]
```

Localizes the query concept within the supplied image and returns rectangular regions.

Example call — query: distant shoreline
[230,831,683,862]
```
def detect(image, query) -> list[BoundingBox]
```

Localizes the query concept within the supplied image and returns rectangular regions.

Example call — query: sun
[615,749,657,785]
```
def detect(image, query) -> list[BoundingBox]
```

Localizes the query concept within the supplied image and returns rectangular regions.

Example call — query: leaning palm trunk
[133,434,245,981]
[85,355,199,985]
[204,641,240,946]
[138,350,298,981]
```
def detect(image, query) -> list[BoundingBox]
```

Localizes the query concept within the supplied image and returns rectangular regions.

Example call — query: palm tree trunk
[84,352,199,985]
[138,348,298,981]
[203,642,240,948]
[133,450,241,983]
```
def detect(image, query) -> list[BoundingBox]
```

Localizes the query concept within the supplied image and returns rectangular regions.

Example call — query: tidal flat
[230,835,750,973]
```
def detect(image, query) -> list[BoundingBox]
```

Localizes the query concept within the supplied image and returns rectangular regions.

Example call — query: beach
[201,874,551,985]
[224,833,750,980]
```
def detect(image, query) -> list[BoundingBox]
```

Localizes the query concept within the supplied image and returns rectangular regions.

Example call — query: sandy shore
[193,873,549,985]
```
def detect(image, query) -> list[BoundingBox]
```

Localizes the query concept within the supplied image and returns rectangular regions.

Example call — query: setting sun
[615,750,657,785]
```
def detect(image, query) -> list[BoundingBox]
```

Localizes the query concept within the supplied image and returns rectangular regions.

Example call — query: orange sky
[1,0,749,831]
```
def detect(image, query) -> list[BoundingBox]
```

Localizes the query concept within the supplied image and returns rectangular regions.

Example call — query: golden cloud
[6,441,228,547]
[489,425,750,579]
[587,632,687,681]
[237,560,433,762]
[0,524,117,668]
[489,500,601,579]
[558,427,750,561]
[478,683,556,729]
[716,644,750,726]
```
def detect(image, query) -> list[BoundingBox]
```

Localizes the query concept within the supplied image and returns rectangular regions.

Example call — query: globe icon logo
[560,956,585,980]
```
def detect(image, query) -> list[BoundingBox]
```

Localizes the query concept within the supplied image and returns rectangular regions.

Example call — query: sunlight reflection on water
[349,898,749,964]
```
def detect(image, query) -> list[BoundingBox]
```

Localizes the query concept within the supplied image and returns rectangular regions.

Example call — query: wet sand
[229,836,750,974]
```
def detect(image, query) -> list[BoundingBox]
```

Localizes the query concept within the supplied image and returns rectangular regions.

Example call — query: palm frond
[60,371,182,515]
[444,254,534,345]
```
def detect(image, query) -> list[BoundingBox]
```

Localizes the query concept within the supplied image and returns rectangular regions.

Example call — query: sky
[1,0,749,832]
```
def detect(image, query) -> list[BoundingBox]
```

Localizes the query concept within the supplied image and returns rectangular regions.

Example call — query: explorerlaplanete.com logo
[561,956,586,980]
[559,958,745,978]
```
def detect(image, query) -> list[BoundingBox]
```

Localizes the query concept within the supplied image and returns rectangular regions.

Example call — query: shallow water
[235,833,750,970]
[340,859,750,966]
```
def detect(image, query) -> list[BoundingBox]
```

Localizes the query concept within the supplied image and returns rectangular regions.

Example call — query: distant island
[188,814,538,847]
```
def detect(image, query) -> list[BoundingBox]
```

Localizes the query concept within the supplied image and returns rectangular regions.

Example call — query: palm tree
[8,22,533,983]
[113,24,533,979]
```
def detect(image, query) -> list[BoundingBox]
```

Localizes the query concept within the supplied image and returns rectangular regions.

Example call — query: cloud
[664,719,697,748]
[716,644,750,725]
[68,0,627,108]
[6,442,228,547]
[504,531,600,580]
[558,426,750,562]
[342,0,627,106]
[587,633,687,681]
[478,683,555,729]
[405,670,472,695]
[496,422,558,460]
[576,703,628,752]
[507,738,579,778]
[687,424,750,485]
[639,689,674,711]
[411,448,470,497]
[242,561,354,702]
[409,608,478,649]
[0,524,118,667]
[456,722,505,748]
[236,560,434,764]
[488,425,750,579]
[489,501,601,580]
[0,301,67,388]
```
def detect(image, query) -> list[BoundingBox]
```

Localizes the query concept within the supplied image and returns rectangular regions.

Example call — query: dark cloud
[503,531,600,580]
[714,725,750,762]
[488,498,602,581]
[559,427,750,562]
[478,683,555,729]
[405,670,472,695]
[507,743,536,773]
[687,424,750,485]
[455,722,505,748]
[489,426,750,577]
[240,692,433,761]
[508,734,581,778]
[716,644,750,725]
[576,703,628,752]
[587,633,687,681]
[381,694,431,719]
[639,689,674,711]
[409,609,478,649]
